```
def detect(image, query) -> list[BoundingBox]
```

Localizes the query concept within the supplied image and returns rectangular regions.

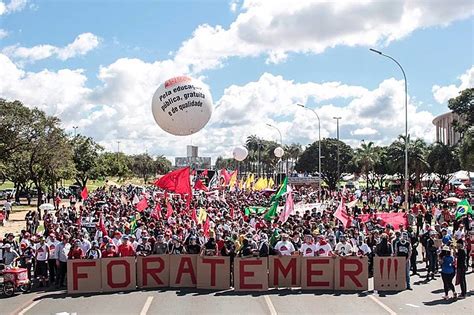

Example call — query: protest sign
[169,254,197,287]
[334,257,368,291]
[373,257,407,291]
[101,257,136,292]
[67,259,102,293]
[137,255,170,288]
[301,257,335,290]
[268,256,301,288]
[234,257,268,291]
[197,256,230,290]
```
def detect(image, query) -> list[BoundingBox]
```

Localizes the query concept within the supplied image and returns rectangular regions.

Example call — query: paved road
[4,271,473,315]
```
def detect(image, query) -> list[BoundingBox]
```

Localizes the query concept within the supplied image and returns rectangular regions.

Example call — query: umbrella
[39,203,55,211]
[442,197,461,204]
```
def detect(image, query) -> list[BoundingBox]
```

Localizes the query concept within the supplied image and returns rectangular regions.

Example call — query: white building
[432,112,463,145]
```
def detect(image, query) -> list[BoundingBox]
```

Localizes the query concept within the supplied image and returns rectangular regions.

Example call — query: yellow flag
[198,207,207,224]
[254,177,266,191]
[229,171,238,188]
[267,177,275,188]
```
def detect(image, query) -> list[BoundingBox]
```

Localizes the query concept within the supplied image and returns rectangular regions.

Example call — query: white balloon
[151,76,213,136]
[274,146,284,158]
[233,146,248,161]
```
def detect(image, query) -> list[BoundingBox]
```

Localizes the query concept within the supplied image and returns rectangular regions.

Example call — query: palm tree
[353,141,378,188]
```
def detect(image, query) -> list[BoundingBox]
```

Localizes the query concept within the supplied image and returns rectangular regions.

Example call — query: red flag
[203,217,210,238]
[220,169,231,185]
[191,208,198,223]
[191,169,197,176]
[136,197,148,212]
[202,169,208,177]
[81,186,88,200]
[230,207,234,219]
[151,203,162,220]
[166,201,174,219]
[334,199,351,228]
[358,213,408,230]
[98,213,107,235]
[194,179,208,192]
[154,167,192,197]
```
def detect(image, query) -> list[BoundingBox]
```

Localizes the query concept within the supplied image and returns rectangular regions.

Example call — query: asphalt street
[2,271,473,315]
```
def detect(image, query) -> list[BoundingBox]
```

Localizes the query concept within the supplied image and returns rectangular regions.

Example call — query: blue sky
[1,0,473,158]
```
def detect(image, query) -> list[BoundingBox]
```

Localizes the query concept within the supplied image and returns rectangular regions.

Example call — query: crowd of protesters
[0,181,472,299]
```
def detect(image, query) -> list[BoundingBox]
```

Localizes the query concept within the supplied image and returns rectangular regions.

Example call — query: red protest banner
[268,256,301,288]
[67,259,102,293]
[334,257,368,291]
[234,257,268,291]
[137,255,170,288]
[101,257,136,292]
[169,254,197,288]
[301,257,335,290]
[196,256,230,290]
[373,256,406,291]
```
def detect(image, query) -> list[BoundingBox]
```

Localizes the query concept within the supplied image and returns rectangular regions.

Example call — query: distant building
[175,145,211,169]
[432,111,463,145]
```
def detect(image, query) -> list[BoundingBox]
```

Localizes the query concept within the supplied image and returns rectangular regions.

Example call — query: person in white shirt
[80,236,91,254]
[46,233,60,284]
[315,236,333,256]
[274,233,296,256]
[355,236,372,256]
[35,237,49,286]
[300,235,318,257]
[454,225,465,240]
[335,235,354,256]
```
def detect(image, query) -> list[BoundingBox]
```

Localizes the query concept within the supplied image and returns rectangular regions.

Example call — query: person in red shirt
[102,243,118,258]
[117,236,135,257]
[68,241,84,260]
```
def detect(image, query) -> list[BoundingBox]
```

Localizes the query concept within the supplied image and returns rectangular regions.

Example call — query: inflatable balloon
[274,146,284,158]
[233,146,248,161]
[151,76,213,136]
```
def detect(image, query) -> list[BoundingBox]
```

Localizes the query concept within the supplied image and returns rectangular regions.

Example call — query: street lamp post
[297,104,322,201]
[369,48,409,212]
[266,123,284,184]
[73,126,78,137]
[333,117,341,187]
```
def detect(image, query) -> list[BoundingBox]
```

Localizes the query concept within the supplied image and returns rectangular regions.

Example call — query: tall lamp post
[333,117,341,187]
[297,104,321,201]
[266,123,284,183]
[369,48,409,211]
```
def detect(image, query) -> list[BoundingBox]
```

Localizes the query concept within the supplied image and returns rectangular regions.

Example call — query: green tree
[448,88,474,133]
[96,152,132,181]
[296,138,353,190]
[154,155,172,175]
[427,142,460,189]
[72,135,103,188]
[129,153,155,184]
[215,156,235,170]
[459,129,474,173]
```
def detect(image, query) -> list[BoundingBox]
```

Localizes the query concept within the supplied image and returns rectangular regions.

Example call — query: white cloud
[351,127,378,136]
[0,52,435,160]
[175,0,474,71]
[229,0,240,12]
[0,29,8,39]
[432,66,474,104]
[0,0,28,15]
[2,32,101,63]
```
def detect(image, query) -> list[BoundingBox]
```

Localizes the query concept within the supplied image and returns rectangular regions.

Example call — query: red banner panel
[137,255,170,288]
[301,257,335,290]
[234,257,268,291]
[169,254,198,288]
[334,257,368,291]
[196,256,231,290]
[101,257,136,292]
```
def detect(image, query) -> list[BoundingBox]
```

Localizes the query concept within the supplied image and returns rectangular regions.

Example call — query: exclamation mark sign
[380,259,384,278]
[387,258,392,279]
[394,259,398,280]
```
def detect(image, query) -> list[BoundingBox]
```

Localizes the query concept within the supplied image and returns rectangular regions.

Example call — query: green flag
[270,177,288,202]
[130,213,141,233]
[244,206,267,216]
[455,199,473,219]
[264,201,279,221]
